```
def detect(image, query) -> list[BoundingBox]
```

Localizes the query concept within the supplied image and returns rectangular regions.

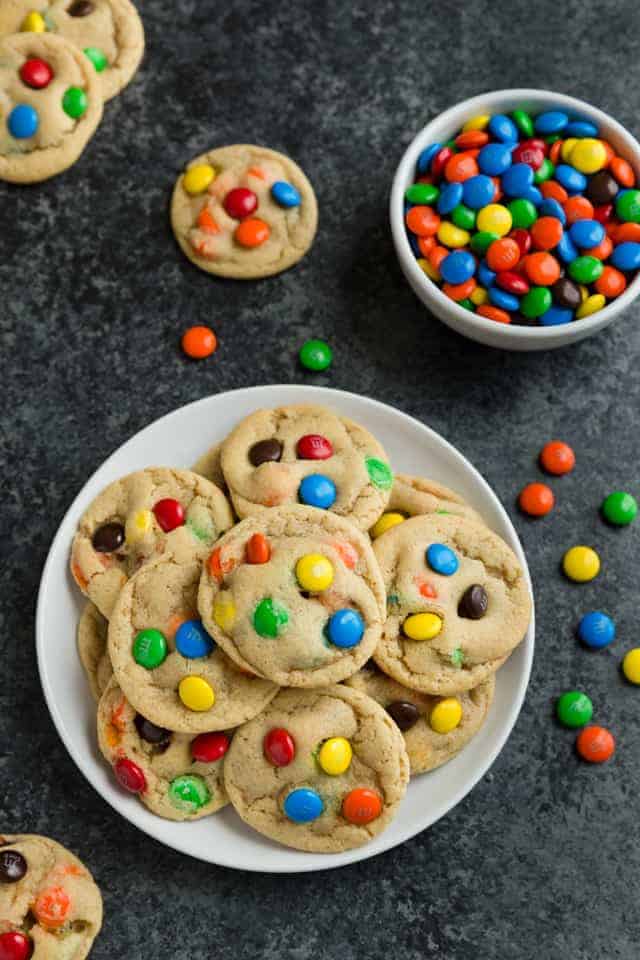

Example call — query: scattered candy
[429,697,462,734]
[92,521,124,552]
[253,597,289,637]
[246,532,271,564]
[298,473,337,509]
[264,728,296,766]
[296,553,334,592]
[405,107,639,325]
[62,86,87,119]
[578,611,615,649]
[386,700,420,731]
[519,481,555,517]
[191,731,230,762]
[297,434,333,460]
[458,583,488,619]
[318,737,352,775]
[576,725,615,763]
[622,648,640,684]
[327,608,365,648]
[426,542,459,576]
[175,619,214,659]
[181,325,217,359]
[7,104,38,139]
[601,490,637,526]
[540,440,575,475]
[556,690,593,728]
[178,676,215,711]
[114,757,147,793]
[342,787,382,825]
[20,58,53,89]
[284,787,324,822]
[563,545,600,582]
[371,511,406,538]
[133,628,167,669]
[0,850,27,883]
[153,498,185,532]
[169,774,210,812]
[271,181,301,207]
[299,338,332,371]
[403,612,442,641]
[0,932,32,960]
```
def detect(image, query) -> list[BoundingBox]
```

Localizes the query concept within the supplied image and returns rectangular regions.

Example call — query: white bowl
[36,385,534,873]
[390,88,640,351]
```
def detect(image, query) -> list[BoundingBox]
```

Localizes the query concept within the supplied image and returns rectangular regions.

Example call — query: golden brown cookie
[77,602,112,702]
[371,473,485,539]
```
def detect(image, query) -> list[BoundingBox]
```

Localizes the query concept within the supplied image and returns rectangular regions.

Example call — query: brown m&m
[249,439,283,467]
[458,584,488,619]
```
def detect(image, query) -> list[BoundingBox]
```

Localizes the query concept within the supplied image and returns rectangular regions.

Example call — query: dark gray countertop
[1,1,639,956]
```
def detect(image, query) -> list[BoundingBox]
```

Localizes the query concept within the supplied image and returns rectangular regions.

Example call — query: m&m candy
[298,474,336,509]
[169,775,210,812]
[622,648,640,684]
[181,325,217,359]
[114,757,147,793]
[0,932,32,960]
[403,612,442,640]
[576,725,615,763]
[429,698,462,733]
[539,440,575,475]
[253,597,289,637]
[153,498,185,532]
[133,629,167,669]
[8,104,38,139]
[556,690,593,728]
[296,553,334,592]
[327,608,365,648]
[426,543,459,575]
[518,482,555,517]
[578,611,615,649]
[264,728,295,766]
[175,619,214,659]
[601,490,637,526]
[20,58,53,89]
[271,181,301,207]
[318,737,352,775]
[191,732,229,762]
[563,545,600,582]
[284,788,324,823]
[404,107,640,325]
[342,787,382,824]
[178,676,215,711]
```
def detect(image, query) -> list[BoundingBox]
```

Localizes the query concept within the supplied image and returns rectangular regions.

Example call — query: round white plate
[37,385,535,873]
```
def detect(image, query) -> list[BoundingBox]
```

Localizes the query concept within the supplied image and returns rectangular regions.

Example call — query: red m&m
[191,732,230,763]
[114,757,147,793]
[20,58,53,89]
[224,187,258,219]
[296,434,333,460]
[0,932,32,960]
[153,498,185,532]
[263,728,295,766]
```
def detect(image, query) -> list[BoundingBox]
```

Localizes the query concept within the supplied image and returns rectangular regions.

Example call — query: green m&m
[451,204,476,231]
[512,109,534,138]
[616,188,640,223]
[133,629,167,669]
[601,490,638,526]
[569,256,603,285]
[556,690,593,728]
[365,457,393,490]
[253,598,289,638]
[84,46,107,72]
[470,231,499,256]
[299,339,332,372]
[521,286,552,319]
[169,775,210,813]
[405,182,439,205]
[508,198,538,229]
[62,86,88,119]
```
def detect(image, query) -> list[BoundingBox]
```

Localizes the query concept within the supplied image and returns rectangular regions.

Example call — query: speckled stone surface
[1,1,640,956]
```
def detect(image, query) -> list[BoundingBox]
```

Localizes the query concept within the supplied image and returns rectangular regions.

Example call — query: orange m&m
[181,325,217,360]
[342,787,383,825]
[576,725,615,763]
[235,218,270,248]
[33,886,71,929]
[539,440,575,475]
[519,482,555,517]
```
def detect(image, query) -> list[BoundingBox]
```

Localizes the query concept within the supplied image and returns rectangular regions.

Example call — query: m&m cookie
[107,559,278,732]
[77,602,112,702]
[191,441,228,493]
[346,661,495,774]
[0,32,102,183]
[97,679,230,820]
[70,467,234,619]
[371,472,485,539]
[0,0,144,101]
[373,514,532,694]
[171,144,318,279]
[198,506,386,687]
[0,834,102,958]
[223,685,409,853]
[220,404,394,530]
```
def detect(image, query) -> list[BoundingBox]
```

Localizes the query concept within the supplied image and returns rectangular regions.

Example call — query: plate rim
[36,384,535,873]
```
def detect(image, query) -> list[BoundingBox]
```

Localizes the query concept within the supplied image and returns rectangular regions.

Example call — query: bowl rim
[390,87,640,342]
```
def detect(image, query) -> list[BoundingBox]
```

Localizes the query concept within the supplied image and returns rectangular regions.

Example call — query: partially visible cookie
[171,144,318,279]
[0,32,103,183]
[373,514,531,694]
[198,506,386,687]
[77,602,112,702]
[70,467,234,619]
[192,442,227,492]
[220,405,394,530]
[97,678,229,820]
[108,558,279,733]
[345,663,495,774]
[224,685,409,853]
[371,473,485,538]
[0,834,102,959]
[0,0,144,101]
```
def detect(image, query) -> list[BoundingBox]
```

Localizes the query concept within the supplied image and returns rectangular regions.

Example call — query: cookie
[77,602,112,702]
[70,467,234,619]
[198,506,386,687]
[108,558,279,733]
[0,32,103,184]
[371,473,485,537]
[220,404,393,530]
[170,144,318,279]
[346,662,495,774]
[0,834,102,959]
[373,514,531,694]
[0,0,144,101]
[223,685,409,853]
[192,442,227,492]
[97,678,229,820]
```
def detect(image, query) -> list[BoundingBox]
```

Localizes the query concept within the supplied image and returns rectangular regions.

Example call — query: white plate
[36,385,535,873]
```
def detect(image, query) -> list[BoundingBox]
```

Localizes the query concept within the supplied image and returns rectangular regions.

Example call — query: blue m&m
[578,611,616,649]
[462,174,495,209]
[175,619,214,658]
[271,181,301,208]
[569,219,605,249]
[283,787,324,823]
[8,104,38,139]
[299,474,336,509]
[327,609,365,648]
[440,250,475,285]
[426,543,459,576]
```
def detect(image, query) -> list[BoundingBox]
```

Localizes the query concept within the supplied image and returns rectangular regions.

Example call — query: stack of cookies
[0,0,144,183]
[70,404,532,854]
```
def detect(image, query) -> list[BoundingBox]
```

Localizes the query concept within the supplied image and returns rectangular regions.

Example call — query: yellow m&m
[183,163,215,195]
[570,138,607,174]
[213,594,236,632]
[476,204,512,237]
[371,512,406,539]
[622,648,640,684]
[462,114,490,132]
[429,698,462,734]
[21,11,46,31]
[437,222,470,249]
[417,257,440,282]
[403,612,442,641]
[318,737,352,775]
[561,137,578,162]
[563,545,600,583]
[125,509,153,544]
[470,285,488,306]
[179,676,215,712]
[296,554,334,592]
[576,294,605,319]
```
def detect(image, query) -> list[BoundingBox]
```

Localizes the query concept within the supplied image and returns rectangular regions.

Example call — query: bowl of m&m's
[390,89,640,350]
